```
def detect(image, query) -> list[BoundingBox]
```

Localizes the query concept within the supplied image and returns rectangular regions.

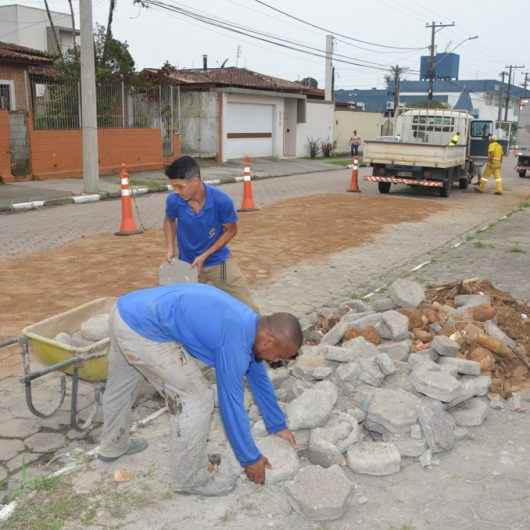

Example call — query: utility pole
[324,35,334,102]
[426,21,455,102]
[522,72,530,96]
[392,65,404,115]
[80,0,99,194]
[504,64,525,122]
[497,71,507,124]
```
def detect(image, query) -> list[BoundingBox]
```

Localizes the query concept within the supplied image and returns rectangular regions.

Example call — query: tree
[66,0,77,58]
[102,0,117,64]
[43,0,62,57]
[300,77,318,88]
[60,24,135,80]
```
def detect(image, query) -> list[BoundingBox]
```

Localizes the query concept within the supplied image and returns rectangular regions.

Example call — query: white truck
[363,109,478,198]
[516,99,530,178]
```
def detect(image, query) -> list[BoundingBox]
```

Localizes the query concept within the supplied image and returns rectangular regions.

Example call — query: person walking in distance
[163,156,258,311]
[478,136,504,195]
[98,283,302,495]
[350,130,361,157]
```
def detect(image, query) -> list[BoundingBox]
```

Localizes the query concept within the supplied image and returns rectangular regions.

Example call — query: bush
[307,137,320,158]
[321,141,333,157]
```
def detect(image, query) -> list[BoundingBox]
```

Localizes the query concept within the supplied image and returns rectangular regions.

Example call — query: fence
[30,77,181,154]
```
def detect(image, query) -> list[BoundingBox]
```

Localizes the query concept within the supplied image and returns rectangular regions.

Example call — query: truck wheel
[378,182,391,194]
[459,178,469,190]
[440,180,451,198]
[519,169,527,178]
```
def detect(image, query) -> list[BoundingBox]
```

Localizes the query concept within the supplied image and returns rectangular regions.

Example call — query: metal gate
[9,111,30,177]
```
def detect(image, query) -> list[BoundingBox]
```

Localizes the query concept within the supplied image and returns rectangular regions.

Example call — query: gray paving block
[347,442,401,476]
[418,399,456,453]
[25,432,66,453]
[286,381,338,430]
[450,398,489,427]
[410,366,462,402]
[432,335,460,357]
[388,279,425,308]
[0,439,25,462]
[256,437,300,484]
[366,388,421,434]
[285,464,353,521]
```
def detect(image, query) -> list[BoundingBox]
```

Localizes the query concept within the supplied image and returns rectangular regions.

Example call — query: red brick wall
[0,65,28,111]
[28,120,182,180]
[0,110,14,183]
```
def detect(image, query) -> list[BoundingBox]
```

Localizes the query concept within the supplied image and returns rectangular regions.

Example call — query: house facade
[0,4,78,56]
[144,67,334,161]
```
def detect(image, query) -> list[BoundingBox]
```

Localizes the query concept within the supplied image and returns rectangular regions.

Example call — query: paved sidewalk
[0,158,348,211]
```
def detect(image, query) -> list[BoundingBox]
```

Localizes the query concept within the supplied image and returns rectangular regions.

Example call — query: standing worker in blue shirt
[163,156,257,311]
[98,283,301,496]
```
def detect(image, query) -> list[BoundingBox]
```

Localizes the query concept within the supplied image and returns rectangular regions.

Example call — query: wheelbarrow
[3,298,115,431]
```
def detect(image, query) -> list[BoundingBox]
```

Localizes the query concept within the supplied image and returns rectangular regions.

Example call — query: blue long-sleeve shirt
[117,283,287,466]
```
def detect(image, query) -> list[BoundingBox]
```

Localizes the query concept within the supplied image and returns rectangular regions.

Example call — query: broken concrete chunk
[285,465,353,522]
[418,399,456,453]
[376,310,410,341]
[410,366,462,402]
[313,366,333,380]
[322,345,357,363]
[321,320,350,346]
[372,297,396,312]
[280,377,313,402]
[366,388,421,434]
[80,313,110,342]
[408,354,439,370]
[450,398,488,427]
[432,335,460,357]
[335,362,361,394]
[341,336,380,358]
[454,294,491,308]
[292,353,328,381]
[347,442,401,476]
[378,340,411,362]
[286,381,338,430]
[375,353,396,376]
[252,420,268,438]
[256,436,300,484]
[438,357,481,377]
[388,279,425,309]
[348,299,373,313]
[159,259,198,286]
[358,358,385,387]
[70,331,94,348]
[53,332,72,346]
[307,413,360,467]
[386,434,426,458]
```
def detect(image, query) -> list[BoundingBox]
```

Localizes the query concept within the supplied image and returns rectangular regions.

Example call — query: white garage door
[225,103,273,159]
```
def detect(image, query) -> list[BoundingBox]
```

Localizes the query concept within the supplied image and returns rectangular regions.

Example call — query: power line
[139,0,406,73]
[251,0,428,50]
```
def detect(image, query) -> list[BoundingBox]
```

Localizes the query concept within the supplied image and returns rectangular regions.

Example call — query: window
[0,81,13,110]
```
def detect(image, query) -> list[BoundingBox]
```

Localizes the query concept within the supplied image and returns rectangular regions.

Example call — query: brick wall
[29,121,182,180]
[0,65,29,111]
[0,110,14,183]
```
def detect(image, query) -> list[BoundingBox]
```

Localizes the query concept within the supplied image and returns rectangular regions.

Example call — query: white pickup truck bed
[363,141,466,168]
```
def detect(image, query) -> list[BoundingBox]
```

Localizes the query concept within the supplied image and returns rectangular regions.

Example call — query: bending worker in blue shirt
[98,283,301,496]
[163,156,258,311]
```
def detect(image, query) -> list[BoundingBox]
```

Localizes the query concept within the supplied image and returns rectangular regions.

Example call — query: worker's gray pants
[99,307,214,490]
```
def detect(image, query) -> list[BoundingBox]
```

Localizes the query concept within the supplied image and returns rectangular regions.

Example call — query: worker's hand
[166,249,176,263]
[275,429,298,448]
[244,456,271,485]
[191,253,207,272]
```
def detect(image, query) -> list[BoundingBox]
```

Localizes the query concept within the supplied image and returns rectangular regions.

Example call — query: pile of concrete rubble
[243,278,528,522]
[53,313,110,348]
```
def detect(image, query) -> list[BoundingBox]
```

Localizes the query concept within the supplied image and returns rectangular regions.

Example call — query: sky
[2,0,529,90]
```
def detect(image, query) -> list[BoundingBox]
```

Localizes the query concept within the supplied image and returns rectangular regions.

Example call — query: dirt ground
[0,194,442,375]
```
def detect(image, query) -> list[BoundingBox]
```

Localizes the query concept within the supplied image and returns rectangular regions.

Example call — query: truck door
[469,120,493,158]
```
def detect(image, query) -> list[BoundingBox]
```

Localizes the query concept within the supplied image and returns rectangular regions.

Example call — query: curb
[0,166,348,215]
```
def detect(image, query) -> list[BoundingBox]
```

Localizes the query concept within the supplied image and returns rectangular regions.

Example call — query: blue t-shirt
[117,283,286,466]
[165,184,238,267]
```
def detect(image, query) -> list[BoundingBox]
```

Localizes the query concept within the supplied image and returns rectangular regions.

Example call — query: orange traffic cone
[115,163,144,236]
[347,157,361,193]
[238,156,259,212]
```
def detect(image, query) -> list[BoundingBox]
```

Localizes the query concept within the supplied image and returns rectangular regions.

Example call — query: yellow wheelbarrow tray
[16,297,116,431]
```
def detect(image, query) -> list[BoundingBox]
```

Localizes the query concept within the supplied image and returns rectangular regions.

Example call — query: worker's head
[254,313,303,364]
[353,130,357,135]
[165,156,202,201]
[490,135,497,142]
[456,131,460,136]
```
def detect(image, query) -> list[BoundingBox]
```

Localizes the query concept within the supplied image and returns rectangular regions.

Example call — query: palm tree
[101,0,117,65]
[66,0,77,58]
